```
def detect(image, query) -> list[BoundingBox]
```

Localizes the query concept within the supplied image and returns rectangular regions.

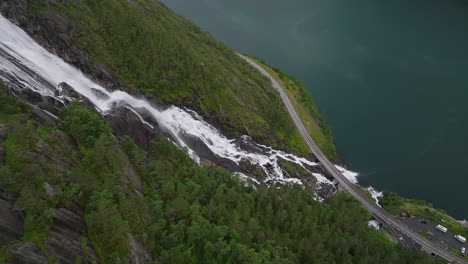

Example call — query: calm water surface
[162,0,468,219]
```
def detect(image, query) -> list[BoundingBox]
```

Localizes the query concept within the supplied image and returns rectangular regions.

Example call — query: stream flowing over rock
[0,12,338,197]
[0,4,345,263]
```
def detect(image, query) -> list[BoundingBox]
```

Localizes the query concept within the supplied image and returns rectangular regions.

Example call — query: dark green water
[162,0,468,219]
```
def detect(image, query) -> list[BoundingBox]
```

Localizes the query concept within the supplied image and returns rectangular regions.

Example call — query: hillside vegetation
[28,0,312,154]
[0,83,444,263]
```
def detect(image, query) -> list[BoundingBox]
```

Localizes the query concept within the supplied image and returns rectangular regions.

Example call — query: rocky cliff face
[0,101,153,263]
[0,192,23,248]
[45,202,99,264]
[0,0,123,91]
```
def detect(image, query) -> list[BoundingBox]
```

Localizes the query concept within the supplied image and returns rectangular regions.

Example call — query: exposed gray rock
[33,129,81,176]
[0,194,23,247]
[3,242,49,264]
[45,202,98,264]
[44,182,55,198]
[128,234,153,264]
[117,146,144,194]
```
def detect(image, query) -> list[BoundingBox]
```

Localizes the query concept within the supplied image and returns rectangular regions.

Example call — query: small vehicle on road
[461,247,465,254]
[436,224,448,233]
[420,220,427,224]
[454,234,466,243]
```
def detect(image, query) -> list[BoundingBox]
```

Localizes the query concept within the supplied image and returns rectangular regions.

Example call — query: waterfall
[0,14,337,192]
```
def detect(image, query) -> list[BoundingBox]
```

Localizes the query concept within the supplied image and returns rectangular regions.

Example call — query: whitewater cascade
[0,14,343,193]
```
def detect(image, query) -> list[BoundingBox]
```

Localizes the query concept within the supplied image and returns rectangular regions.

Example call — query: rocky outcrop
[0,192,23,247]
[128,234,152,264]
[32,129,81,176]
[57,82,94,107]
[106,106,158,150]
[3,242,49,264]
[44,201,98,264]
[118,147,144,194]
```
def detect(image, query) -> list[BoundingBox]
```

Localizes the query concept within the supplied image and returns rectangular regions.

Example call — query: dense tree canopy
[0,91,444,263]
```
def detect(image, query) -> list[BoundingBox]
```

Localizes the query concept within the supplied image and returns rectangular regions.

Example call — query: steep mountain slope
[1,0,313,154]
[0,0,447,263]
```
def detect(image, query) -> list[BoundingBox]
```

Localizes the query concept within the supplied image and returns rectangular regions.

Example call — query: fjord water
[163,0,468,219]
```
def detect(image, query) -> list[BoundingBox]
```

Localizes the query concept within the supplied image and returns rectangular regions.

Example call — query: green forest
[0,83,444,263]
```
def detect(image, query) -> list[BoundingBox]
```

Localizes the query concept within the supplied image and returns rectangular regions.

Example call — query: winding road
[239,54,468,264]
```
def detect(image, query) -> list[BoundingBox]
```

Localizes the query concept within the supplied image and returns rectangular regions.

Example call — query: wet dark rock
[232,136,270,156]
[91,88,110,100]
[106,106,158,149]
[3,242,49,264]
[31,107,58,123]
[179,131,238,171]
[58,82,94,107]
[45,201,98,264]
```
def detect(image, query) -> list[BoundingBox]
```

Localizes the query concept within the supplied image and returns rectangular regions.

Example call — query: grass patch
[450,248,468,259]
[418,231,430,238]
[0,242,19,262]
[382,225,392,235]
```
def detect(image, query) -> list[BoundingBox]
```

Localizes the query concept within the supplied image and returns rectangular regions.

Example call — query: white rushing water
[367,186,383,207]
[0,14,333,187]
[334,165,359,184]
[368,220,381,230]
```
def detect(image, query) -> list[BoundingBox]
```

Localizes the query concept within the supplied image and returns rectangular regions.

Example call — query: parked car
[436,224,448,233]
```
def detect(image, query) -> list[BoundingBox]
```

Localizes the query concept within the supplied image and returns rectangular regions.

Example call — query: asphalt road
[239,54,468,264]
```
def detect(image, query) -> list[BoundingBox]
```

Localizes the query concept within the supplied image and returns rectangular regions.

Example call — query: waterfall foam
[0,14,336,192]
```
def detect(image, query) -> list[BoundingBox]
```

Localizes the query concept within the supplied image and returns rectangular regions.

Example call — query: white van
[436,224,448,233]
[454,235,466,243]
